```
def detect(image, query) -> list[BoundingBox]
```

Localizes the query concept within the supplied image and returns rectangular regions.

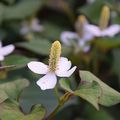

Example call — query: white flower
[60,15,95,52]
[60,24,94,52]
[86,24,120,37]
[87,6,120,37]
[27,41,76,90]
[0,41,15,61]
[28,57,76,90]
[20,18,43,35]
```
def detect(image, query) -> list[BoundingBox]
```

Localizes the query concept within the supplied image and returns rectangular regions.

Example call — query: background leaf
[17,39,71,56]
[17,39,51,55]
[93,37,120,50]
[3,0,43,20]
[3,54,32,68]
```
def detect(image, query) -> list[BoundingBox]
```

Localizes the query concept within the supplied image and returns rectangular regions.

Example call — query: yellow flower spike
[75,15,87,37]
[49,41,61,72]
[99,6,110,30]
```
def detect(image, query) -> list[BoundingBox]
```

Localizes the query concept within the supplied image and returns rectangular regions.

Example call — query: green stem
[45,92,72,120]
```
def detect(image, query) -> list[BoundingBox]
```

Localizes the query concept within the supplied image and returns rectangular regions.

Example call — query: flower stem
[45,92,72,120]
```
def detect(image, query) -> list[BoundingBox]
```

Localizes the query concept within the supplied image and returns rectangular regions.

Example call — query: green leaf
[20,86,58,116]
[79,0,104,23]
[94,37,120,49]
[59,79,74,93]
[4,0,43,20]
[43,22,67,38]
[0,100,45,120]
[17,39,51,55]
[74,81,101,110]
[0,89,8,104]
[3,55,32,68]
[17,39,71,56]
[80,71,120,106]
[0,79,29,100]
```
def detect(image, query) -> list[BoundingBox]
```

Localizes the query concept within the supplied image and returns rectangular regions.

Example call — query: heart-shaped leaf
[79,71,120,106]
[60,71,120,109]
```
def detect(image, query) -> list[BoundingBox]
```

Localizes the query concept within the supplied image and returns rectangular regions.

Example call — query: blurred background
[0,0,120,120]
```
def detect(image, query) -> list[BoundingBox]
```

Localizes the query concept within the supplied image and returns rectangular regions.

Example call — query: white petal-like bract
[27,61,48,74]
[56,57,76,77]
[102,24,120,37]
[57,57,72,71]
[0,55,4,61]
[0,44,15,56]
[56,66,76,77]
[85,24,101,36]
[36,73,57,90]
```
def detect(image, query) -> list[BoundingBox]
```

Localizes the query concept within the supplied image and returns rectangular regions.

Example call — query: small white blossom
[87,6,120,37]
[28,57,76,90]
[28,40,76,90]
[0,41,15,61]
[20,18,43,35]
[60,15,96,52]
